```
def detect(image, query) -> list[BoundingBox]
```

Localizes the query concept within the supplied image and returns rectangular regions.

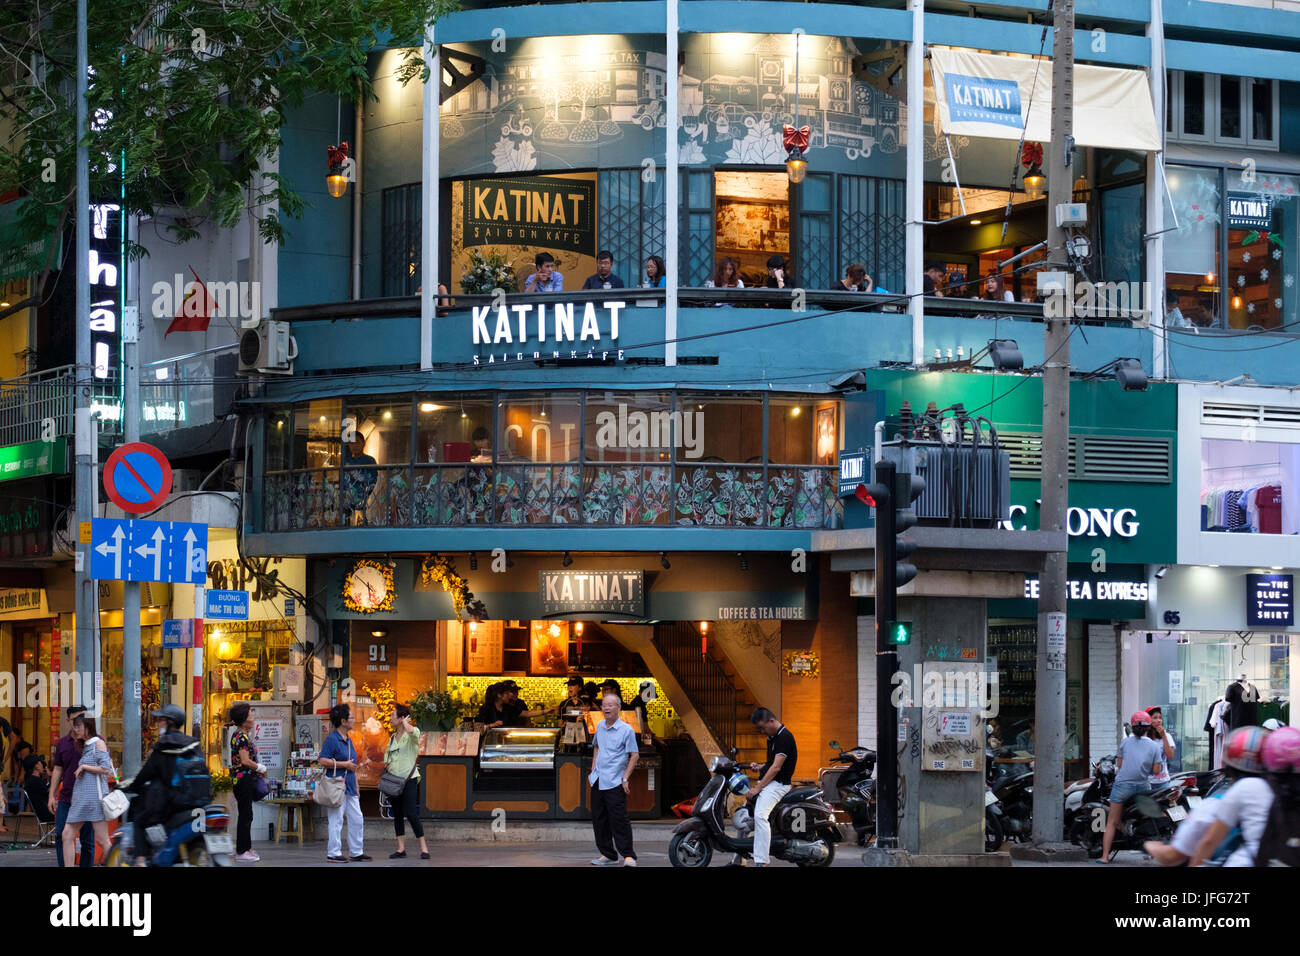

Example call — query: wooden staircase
[709,645,768,768]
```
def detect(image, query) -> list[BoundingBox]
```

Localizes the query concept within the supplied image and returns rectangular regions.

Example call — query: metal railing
[0,365,75,447]
[652,622,736,756]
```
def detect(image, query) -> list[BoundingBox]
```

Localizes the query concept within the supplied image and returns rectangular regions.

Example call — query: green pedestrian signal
[889,621,912,645]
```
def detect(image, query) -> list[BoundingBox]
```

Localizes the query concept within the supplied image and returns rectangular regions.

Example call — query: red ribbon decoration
[327,141,350,173]
[782,125,810,153]
[1020,141,1043,170]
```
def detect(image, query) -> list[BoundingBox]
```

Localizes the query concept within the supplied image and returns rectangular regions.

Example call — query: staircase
[651,623,737,757]
[708,646,768,767]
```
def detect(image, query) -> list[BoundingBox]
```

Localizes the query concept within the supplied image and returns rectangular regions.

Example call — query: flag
[164,266,219,337]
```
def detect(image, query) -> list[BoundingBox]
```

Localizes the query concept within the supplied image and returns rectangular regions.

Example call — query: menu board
[446,620,464,674]
[463,620,503,674]
[530,620,569,675]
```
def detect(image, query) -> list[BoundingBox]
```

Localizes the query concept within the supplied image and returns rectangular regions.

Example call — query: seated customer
[832,264,869,292]
[22,755,54,823]
[705,257,745,289]
[764,254,794,289]
[524,252,564,293]
[582,251,625,290]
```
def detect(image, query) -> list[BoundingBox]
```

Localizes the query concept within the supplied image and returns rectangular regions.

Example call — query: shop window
[768,397,838,466]
[1167,72,1277,150]
[265,407,291,471]
[499,392,581,463]
[677,393,763,463]
[341,398,413,527]
[713,170,790,289]
[584,392,675,463]
[381,183,421,297]
[1226,176,1297,331]
[1165,165,1222,328]
[1201,437,1300,534]
[288,399,342,528]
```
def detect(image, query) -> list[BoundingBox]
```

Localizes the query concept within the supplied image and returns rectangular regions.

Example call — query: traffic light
[888,621,912,645]
[893,471,926,588]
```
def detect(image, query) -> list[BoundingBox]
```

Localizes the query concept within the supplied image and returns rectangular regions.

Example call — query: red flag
[164,266,219,337]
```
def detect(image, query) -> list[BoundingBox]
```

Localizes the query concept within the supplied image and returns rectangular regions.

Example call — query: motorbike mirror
[729,747,739,757]
[828,739,840,750]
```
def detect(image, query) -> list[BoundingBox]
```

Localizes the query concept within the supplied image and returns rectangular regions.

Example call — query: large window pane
[584,391,675,463]
[768,397,839,466]
[341,398,413,526]
[1219,76,1242,140]
[1165,165,1221,327]
[500,392,581,462]
[1183,72,1205,137]
[1226,176,1296,331]
[415,397,494,463]
[265,406,291,471]
[1251,79,1274,142]
[676,393,762,463]
[1201,438,1300,534]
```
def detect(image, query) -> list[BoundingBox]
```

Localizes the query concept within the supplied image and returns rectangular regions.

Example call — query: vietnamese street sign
[1247,573,1293,627]
[103,442,173,514]
[0,438,67,483]
[90,517,207,584]
[162,618,196,649]
[206,589,250,621]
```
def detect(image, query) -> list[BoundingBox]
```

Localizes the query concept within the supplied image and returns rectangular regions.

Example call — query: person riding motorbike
[1190,726,1273,867]
[122,705,208,866]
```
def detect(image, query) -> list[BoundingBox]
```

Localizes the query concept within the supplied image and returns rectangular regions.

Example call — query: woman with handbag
[318,704,369,863]
[228,702,268,863]
[61,716,117,866]
[383,704,428,860]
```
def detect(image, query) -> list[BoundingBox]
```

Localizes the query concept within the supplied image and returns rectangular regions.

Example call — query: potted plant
[211,770,235,812]
[460,248,518,295]
[409,687,460,732]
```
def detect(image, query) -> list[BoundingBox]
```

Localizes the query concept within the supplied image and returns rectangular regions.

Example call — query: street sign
[90,517,208,584]
[206,589,250,620]
[162,618,195,649]
[103,442,173,514]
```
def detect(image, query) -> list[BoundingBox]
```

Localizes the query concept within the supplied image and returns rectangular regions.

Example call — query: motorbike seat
[778,786,822,805]
[165,809,199,831]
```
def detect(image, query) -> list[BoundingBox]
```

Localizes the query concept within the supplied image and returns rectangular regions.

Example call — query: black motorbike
[822,739,876,847]
[669,753,841,867]
[1068,757,1186,860]
[987,747,1033,844]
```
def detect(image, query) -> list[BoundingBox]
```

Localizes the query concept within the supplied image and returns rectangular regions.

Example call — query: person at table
[500,681,560,726]
[470,426,492,464]
[524,252,564,292]
[643,255,667,289]
[476,684,511,728]
[582,251,625,290]
[832,264,868,292]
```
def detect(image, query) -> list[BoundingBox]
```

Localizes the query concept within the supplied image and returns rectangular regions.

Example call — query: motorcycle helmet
[727,771,751,796]
[1129,710,1153,726]
[1222,726,1271,775]
[733,806,754,833]
[1261,726,1300,773]
[1262,718,1286,731]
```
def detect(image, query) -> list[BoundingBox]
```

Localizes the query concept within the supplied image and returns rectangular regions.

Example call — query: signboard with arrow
[90,517,207,584]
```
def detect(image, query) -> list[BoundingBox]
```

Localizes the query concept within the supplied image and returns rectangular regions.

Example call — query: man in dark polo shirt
[49,707,94,866]
[747,707,797,867]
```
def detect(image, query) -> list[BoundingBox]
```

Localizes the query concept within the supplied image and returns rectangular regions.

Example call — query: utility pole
[122,297,141,776]
[871,460,899,848]
[1032,0,1074,846]
[73,0,98,716]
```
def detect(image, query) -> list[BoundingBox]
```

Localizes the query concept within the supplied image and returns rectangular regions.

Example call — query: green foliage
[460,248,519,295]
[0,0,457,258]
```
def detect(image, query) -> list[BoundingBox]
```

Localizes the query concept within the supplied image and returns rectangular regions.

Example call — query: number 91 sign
[365,639,395,673]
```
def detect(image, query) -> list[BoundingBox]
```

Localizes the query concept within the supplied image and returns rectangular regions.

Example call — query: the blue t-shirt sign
[945,72,1024,129]
[1247,573,1293,626]
[206,589,251,620]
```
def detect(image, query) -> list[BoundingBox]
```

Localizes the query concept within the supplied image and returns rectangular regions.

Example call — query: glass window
[1165,165,1222,328]
[768,398,839,466]
[1227,174,1296,331]
[1099,183,1144,286]
[499,392,581,462]
[1251,78,1274,143]
[343,398,412,466]
[266,407,291,471]
[1165,71,1173,134]
[1219,76,1242,141]
[381,184,421,297]
[294,399,342,470]
[584,391,675,463]
[677,393,762,463]
[1183,72,1205,137]
[412,397,494,463]
[1201,438,1300,534]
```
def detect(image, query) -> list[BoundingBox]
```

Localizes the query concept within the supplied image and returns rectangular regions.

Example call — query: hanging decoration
[785,33,808,184]
[327,141,350,198]
[783,650,821,678]
[419,555,487,621]
[361,679,396,727]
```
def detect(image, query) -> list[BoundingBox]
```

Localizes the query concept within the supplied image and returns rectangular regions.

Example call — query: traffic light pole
[873,459,899,848]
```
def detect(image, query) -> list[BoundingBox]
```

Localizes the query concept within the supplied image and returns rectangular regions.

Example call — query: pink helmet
[1129,710,1153,726]
[1261,726,1300,773]
[1223,726,1271,774]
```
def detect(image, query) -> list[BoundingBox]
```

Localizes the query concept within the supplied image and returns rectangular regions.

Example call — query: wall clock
[343,559,395,614]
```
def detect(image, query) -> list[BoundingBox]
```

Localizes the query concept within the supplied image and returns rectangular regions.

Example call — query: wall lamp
[1154,566,1169,579]
[562,551,573,568]
[659,552,670,570]
[1082,357,1148,392]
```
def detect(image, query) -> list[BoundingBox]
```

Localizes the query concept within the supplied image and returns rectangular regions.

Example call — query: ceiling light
[970,218,982,226]
[383,410,392,420]
[790,407,801,417]
[420,402,444,412]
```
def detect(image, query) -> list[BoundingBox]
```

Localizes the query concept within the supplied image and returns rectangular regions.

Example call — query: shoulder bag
[378,732,417,798]
[312,735,347,808]
[93,741,129,821]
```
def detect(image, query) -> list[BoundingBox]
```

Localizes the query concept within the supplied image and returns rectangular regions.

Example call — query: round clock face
[347,565,389,610]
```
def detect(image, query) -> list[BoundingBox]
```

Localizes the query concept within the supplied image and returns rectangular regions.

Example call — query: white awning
[930,48,1161,152]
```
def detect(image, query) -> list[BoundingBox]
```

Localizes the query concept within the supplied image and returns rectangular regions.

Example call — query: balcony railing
[262,462,842,532]
[0,365,75,447]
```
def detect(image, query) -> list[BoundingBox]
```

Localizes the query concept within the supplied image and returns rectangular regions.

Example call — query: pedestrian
[1145,705,1176,785]
[1099,711,1164,863]
[588,693,639,866]
[385,704,429,860]
[747,707,797,867]
[48,706,93,866]
[228,702,267,862]
[1255,726,1300,866]
[1191,726,1274,866]
[60,717,115,867]
[319,703,369,863]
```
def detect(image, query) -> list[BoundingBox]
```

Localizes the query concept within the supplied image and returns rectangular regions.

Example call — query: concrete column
[1147,0,1167,379]
[906,0,925,364]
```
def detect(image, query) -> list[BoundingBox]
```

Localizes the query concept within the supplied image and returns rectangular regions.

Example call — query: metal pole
[874,459,898,848]
[1146,0,1167,378]
[73,0,98,710]
[1032,0,1073,846]
[664,0,679,367]
[906,0,924,364]
[420,35,438,371]
[122,295,141,775]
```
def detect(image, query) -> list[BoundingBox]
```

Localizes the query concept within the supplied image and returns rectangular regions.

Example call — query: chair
[5,785,57,848]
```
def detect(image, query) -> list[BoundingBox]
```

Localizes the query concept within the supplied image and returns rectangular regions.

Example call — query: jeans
[752,782,791,865]
[327,793,364,858]
[590,785,636,861]
[233,775,257,854]
[393,779,423,839]
[55,801,94,867]
[1110,780,1152,804]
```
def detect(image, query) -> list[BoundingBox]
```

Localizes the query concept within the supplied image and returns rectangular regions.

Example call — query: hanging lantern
[699,620,710,656]
[783,125,810,184]
[574,621,584,656]
[326,142,350,198]
[1020,142,1045,200]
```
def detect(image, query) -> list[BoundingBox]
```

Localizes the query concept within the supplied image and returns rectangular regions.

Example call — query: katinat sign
[1228,192,1273,230]
[539,570,645,616]
[472,300,627,365]
[462,176,595,253]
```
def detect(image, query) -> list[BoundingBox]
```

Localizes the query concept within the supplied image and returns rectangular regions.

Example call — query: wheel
[668,830,713,868]
[1070,819,1104,860]
[104,843,131,868]
[985,808,1004,852]
[796,838,836,867]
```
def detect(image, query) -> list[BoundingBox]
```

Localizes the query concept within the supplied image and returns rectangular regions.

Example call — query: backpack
[1254,791,1300,867]
[168,746,212,811]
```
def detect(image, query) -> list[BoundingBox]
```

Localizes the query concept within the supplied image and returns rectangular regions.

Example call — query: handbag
[253,776,271,801]
[312,735,349,808]
[378,733,417,798]
[93,744,129,821]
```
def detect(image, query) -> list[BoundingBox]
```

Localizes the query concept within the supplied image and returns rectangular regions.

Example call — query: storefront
[0,584,60,760]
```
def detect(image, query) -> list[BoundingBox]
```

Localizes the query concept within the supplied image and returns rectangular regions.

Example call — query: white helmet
[1263,718,1286,731]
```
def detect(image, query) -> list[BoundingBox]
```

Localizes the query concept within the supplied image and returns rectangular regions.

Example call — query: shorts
[1110,780,1152,804]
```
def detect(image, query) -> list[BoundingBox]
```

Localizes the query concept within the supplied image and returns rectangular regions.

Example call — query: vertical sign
[88,202,122,381]
[1246,573,1293,627]
[1045,611,1067,671]
[1169,670,1184,705]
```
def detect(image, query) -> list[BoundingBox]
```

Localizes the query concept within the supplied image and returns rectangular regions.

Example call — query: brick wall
[1087,623,1120,765]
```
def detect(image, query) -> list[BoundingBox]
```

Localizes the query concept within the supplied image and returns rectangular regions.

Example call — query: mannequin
[1225,673,1260,729]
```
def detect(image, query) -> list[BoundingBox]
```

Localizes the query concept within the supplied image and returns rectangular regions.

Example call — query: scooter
[821,739,876,847]
[669,753,841,867]
[987,747,1034,843]
[1068,757,1185,859]
[106,794,234,867]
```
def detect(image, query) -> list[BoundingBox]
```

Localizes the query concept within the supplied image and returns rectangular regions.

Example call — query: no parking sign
[103,442,172,513]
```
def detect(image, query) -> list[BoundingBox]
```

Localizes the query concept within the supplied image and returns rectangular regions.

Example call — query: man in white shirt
[588,694,640,866]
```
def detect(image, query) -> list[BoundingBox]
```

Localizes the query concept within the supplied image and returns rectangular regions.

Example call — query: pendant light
[784,33,809,184]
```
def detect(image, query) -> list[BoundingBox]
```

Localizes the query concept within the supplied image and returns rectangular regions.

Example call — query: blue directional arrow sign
[170,521,208,584]
[127,520,170,583]
[90,518,131,581]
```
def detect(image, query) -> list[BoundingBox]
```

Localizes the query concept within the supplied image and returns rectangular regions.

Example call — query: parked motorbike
[984,782,1005,852]
[1067,757,1186,860]
[987,747,1033,844]
[821,739,876,847]
[106,793,234,867]
[669,753,841,867]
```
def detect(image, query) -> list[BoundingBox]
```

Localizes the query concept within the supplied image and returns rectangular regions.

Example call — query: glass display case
[479,727,561,770]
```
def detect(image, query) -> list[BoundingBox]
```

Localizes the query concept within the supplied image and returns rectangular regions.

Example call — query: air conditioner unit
[238,319,297,375]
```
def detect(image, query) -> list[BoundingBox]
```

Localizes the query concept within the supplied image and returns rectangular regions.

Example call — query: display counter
[419,725,662,820]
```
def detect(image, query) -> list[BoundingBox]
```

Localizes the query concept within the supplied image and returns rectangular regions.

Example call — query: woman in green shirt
[385,705,429,859]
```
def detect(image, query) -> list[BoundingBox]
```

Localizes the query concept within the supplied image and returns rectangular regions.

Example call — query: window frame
[1168,71,1278,150]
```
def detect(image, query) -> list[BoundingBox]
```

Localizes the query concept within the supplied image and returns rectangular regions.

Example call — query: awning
[930,48,1160,152]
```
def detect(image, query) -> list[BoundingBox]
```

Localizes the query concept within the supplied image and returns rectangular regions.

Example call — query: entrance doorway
[713,170,789,287]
